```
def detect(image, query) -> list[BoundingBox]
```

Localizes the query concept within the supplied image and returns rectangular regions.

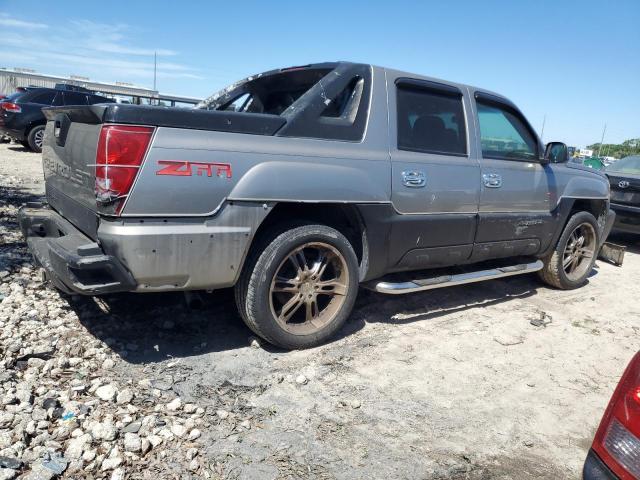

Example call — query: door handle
[482,173,502,188]
[402,170,426,188]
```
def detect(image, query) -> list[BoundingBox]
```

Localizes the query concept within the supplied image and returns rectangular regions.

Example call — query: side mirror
[544,142,568,164]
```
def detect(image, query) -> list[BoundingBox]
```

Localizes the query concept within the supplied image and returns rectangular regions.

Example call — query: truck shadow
[56,233,640,363]
[72,274,541,363]
[70,289,257,363]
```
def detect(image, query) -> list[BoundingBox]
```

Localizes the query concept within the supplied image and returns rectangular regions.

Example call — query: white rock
[0,412,13,429]
[188,428,201,441]
[166,398,182,412]
[101,457,122,471]
[82,449,96,462]
[140,438,151,455]
[186,447,198,460]
[216,410,229,419]
[171,424,187,438]
[147,434,163,447]
[123,432,141,452]
[295,374,308,385]
[110,468,125,480]
[183,403,197,414]
[64,433,91,459]
[116,389,134,405]
[0,468,17,480]
[102,359,115,370]
[91,421,117,441]
[95,384,118,402]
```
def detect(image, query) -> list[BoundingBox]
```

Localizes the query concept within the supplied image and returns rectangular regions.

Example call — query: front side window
[397,85,467,156]
[63,92,88,106]
[477,102,537,161]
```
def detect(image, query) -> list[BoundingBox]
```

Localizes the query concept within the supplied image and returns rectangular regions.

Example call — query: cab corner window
[476,101,538,161]
[396,84,467,156]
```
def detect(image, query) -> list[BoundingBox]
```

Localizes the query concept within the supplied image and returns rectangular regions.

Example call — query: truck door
[388,77,481,270]
[471,91,554,260]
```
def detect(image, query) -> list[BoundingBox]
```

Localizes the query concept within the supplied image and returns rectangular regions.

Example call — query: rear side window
[397,82,467,156]
[476,101,538,161]
[29,91,58,105]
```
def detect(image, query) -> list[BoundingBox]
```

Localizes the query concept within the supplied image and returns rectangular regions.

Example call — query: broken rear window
[197,67,332,115]
[197,63,371,142]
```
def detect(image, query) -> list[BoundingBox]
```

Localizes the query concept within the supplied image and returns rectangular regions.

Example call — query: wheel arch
[24,119,46,137]
[540,197,609,257]
[245,202,371,281]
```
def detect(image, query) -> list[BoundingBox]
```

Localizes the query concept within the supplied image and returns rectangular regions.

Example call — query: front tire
[539,211,599,289]
[27,125,45,153]
[235,224,359,349]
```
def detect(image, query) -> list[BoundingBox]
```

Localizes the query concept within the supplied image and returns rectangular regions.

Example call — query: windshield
[605,155,640,175]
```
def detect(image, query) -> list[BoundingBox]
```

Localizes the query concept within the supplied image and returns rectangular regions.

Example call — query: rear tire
[27,125,45,153]
[539,211,599,289]
[235,224,359,349]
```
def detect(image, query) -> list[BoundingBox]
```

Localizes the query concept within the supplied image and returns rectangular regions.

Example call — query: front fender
[557,172,609,206]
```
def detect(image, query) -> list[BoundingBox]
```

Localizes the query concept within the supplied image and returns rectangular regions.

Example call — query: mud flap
[598,242,625,266]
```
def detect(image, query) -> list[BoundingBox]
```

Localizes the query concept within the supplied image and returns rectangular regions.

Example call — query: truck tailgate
[42,114,104,239]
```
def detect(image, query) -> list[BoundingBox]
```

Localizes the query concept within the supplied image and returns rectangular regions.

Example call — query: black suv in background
[0,87,114,152]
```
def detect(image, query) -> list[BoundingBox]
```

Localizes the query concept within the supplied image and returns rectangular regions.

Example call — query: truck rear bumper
[18,205,136,294]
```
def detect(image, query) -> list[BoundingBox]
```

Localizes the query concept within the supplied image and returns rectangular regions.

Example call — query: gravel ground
[1,141,639,480]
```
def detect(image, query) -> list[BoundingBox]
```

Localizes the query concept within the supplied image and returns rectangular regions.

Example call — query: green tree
[587,138,640,159]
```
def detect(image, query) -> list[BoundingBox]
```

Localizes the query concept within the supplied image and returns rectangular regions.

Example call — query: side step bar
[368,260,544,295]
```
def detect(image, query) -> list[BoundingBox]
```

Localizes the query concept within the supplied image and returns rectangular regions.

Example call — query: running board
[367,260,544,295]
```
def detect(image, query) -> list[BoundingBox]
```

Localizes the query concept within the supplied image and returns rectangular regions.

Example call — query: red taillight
[592,351,640,480]
[95,125,154,214]
[0,101,21,113]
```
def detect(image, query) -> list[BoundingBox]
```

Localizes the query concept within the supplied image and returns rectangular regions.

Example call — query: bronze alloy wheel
[269,242,349,335]
[563,222,597,281]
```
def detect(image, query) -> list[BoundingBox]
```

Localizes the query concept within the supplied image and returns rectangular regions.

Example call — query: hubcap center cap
[300,281,315,298]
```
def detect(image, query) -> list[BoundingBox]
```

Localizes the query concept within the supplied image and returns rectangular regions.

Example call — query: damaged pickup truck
[19,62,615,349]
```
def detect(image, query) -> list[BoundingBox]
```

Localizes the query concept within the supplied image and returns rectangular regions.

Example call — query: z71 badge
[156,160,232,178]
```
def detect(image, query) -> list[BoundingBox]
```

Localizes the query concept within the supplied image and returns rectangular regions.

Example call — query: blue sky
[0,0,638,147]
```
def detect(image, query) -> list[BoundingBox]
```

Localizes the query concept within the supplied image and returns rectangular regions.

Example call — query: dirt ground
[1,141,639,479]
